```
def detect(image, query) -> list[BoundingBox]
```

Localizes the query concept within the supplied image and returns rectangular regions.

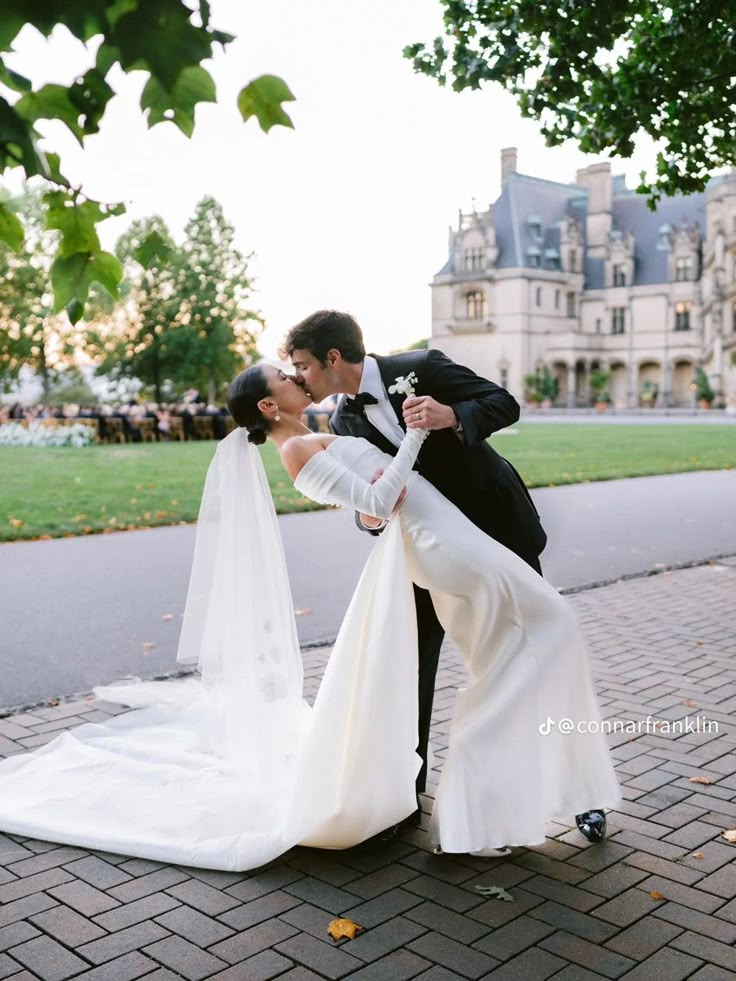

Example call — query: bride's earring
[274,411,281,422]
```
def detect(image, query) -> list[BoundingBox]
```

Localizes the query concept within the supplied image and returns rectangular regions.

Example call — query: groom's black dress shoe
[575,809,607,843]
[375,808,422,844]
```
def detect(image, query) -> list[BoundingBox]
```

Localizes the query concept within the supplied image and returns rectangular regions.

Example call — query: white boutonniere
[388,372,418,399]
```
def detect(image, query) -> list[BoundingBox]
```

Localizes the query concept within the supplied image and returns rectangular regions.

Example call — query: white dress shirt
[358,355,405,448]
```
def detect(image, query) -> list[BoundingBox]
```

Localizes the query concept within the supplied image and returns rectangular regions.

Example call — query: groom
[283,310,606,843]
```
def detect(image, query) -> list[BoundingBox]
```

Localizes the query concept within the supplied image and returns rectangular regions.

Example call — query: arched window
[675,301,691,330]
[466,291,486,320]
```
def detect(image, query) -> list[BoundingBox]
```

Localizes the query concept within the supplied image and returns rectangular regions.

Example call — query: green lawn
[1,424,734,542]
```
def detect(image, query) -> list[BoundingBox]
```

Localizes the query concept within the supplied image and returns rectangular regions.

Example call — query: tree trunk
[38,341,51,402]
[208,373,216,405]
[153,342,162,404]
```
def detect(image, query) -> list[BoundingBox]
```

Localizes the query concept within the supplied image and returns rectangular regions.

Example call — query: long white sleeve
[294,428,428,519]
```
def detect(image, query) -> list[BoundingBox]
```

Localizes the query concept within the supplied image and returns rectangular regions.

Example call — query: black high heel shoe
[575,809,607,843]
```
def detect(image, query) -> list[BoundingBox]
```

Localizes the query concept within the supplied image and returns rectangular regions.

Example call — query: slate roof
[437,170,714,287]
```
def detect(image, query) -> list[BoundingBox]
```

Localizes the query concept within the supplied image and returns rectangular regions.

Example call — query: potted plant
[523,373,543,410]
[694,367,715,409]
[639,379,659,408]
[538,366,559,409]
[590,369,612,411]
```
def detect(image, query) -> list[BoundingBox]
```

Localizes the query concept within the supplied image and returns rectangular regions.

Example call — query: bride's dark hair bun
[227,365,272,443]
[247,425,267,446]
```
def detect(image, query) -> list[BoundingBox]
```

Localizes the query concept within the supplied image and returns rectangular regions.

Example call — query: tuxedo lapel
[372,354,407,434]
[332,393,398,456]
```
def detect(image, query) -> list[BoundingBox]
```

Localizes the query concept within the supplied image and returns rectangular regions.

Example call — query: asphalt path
[2,469,735,710]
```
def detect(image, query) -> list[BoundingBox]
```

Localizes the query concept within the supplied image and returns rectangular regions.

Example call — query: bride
[0,363,620,870]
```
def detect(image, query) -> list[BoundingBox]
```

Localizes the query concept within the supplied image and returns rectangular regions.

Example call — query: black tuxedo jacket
[329,349,546,564]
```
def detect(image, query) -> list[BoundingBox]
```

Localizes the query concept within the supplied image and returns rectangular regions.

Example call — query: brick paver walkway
[1,559,735,981]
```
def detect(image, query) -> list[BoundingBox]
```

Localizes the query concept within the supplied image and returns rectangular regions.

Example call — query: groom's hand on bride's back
[358,469,407,529]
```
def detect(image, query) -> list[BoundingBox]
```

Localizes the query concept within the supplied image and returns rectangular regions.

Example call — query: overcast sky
[5,0,659,359]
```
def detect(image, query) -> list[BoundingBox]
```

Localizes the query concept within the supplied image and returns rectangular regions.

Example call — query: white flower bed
[0,421,97,448]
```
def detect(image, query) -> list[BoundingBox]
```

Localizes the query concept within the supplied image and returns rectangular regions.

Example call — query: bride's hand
[359,469,407,527]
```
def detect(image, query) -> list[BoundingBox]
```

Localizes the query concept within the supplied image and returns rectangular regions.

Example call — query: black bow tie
[343,392,379,416]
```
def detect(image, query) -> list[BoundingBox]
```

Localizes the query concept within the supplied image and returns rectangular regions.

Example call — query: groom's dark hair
[281,310,366,365]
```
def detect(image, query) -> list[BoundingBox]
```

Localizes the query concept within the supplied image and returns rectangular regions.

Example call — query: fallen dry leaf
[47,697,60,707]
[721,829,736,844]
[142,642,156,650]
[682,700,699,707]
[649,891,666,900]
[690,852,705,859]
[294,609,312,617]
[689,776,712,785]
[8,518,23,528]
[474,885,514,902]
[327,918,363,941]
[162,614,174,621]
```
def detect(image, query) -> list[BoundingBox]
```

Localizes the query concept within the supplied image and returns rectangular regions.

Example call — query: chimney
[575,162,612,255]
[575,162,612,214]
[501,147,518,183]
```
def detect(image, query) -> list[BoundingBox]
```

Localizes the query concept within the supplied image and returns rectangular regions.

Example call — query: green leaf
[110,0,214,90]
[51,249,122,312]
[44,195,125,258]
[44,197,103,256]
[134,230,173,267]
[105,0,138,28]
[95,43,121,77]
[0,201,24,252]
[141,65,217,137]
[237,75,295,133]
[66,297,85,325]
[15,84,86,143]
[0,17,23,52]
[69,69,115,135]
[0,96,45,176]
[41,151,70,187]
[0,60,31,93]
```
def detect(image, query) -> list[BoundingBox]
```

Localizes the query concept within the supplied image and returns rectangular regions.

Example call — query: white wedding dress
[0,428,620,868]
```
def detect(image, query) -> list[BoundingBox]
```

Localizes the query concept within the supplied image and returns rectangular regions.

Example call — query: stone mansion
[430,149,736,408]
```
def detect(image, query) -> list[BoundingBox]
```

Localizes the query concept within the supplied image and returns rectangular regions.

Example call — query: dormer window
[545,248,560,270]
[464,247,485,272]
[612,264,626,287]
[675,255,693,281]
[657,224,673,251]
[527,215,543,239]
[527,246,541,268]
